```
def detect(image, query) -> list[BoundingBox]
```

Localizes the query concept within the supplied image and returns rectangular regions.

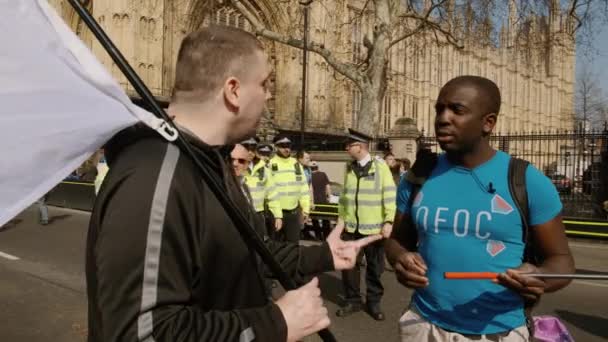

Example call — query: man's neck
[356,152,371,165]
[446,143,496,169]
[169,104,230,146]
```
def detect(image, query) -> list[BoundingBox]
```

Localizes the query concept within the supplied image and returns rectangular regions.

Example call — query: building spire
[507,0,518,47]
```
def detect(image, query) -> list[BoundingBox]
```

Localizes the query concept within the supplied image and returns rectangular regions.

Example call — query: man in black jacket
[87,25,380,342]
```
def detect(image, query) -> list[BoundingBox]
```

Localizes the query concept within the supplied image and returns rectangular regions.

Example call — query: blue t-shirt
[396,151,562,334]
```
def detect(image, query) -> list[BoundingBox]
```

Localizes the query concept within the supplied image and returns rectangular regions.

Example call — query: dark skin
[385,81,575,305]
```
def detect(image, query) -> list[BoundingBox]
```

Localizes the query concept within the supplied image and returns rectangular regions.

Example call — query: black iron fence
[419,128,608,220]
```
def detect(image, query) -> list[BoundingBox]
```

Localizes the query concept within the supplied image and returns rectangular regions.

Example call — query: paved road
[1,206,607,341]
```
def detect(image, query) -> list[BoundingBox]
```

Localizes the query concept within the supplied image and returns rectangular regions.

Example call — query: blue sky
[576,18,608,93]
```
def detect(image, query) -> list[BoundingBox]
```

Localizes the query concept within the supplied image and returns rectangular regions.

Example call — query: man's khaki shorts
[399,308,530,342]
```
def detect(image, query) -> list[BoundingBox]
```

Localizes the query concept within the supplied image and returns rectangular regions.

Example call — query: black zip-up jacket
[86,125,334,342]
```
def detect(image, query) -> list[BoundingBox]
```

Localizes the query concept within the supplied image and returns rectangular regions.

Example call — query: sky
[576,12,608,95]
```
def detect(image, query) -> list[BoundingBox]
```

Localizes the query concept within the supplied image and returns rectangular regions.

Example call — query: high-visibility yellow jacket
[338,158,396,235]
[244,160,282,219]
[269,156,311,214]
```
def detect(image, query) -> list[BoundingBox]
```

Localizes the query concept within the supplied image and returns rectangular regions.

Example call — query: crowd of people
[83,25,575,342]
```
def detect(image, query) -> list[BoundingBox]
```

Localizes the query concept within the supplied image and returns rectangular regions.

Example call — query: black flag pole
[66,1,336,341]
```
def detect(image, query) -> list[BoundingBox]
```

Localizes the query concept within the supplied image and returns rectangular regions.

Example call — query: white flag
[0,0,169,226]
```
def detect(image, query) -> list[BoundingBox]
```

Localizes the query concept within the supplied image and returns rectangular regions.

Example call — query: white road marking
[573,280,608,288]
[0,251,20,261]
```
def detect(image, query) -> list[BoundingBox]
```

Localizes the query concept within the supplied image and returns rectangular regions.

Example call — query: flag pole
[66,1,336,340]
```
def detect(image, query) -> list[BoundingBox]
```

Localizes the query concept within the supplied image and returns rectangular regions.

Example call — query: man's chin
[438,142,457,152]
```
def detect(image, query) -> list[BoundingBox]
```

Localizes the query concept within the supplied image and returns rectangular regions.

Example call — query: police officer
[269,134,311,243]
[241,137,259,165]
[256,143,273,164]
[335,129,396,321]
[240,137,283,235]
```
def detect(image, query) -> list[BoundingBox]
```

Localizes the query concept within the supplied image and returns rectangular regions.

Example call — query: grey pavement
[1,206,607,342]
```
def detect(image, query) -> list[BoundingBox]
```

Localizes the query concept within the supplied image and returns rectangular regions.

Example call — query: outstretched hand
[326,223,382,270]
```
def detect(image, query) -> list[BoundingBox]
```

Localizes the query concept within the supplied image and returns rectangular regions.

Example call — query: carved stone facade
[52,0,575,137]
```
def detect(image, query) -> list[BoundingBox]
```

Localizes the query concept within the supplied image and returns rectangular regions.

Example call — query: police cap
[257,143,273,154]
[346,128,372,144]
[273,134,292,145]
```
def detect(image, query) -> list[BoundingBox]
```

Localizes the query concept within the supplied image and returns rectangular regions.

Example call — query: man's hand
[275,218,283,231]
[301,213,309,225]
[496,263,546,305]
[393,251,429,289]
[276,277,330,342]
[326,222,382,270]
[381,222,393,239]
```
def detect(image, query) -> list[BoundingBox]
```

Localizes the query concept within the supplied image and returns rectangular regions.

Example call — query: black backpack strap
[406,149,438,211]
[507,157,536,263]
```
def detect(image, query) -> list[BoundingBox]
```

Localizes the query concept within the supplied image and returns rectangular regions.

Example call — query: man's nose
[435,109,451,125]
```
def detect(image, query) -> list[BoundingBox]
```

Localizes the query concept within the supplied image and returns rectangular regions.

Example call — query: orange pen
[444,272,499,280]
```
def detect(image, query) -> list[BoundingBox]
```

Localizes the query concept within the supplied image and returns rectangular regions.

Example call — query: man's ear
[223,77,240,112]
[483,113,497,135]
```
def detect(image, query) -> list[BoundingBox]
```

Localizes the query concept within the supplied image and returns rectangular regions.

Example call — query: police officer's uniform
[269,135,311,243]
[337,129,396,320]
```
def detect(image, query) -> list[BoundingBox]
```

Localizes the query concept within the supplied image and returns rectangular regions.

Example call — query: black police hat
[346,128,372,144]
[257,143,273,154]
[240,136,260,146]
[273,134,292,145]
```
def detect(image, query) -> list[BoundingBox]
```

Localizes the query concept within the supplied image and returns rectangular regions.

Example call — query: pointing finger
[352,234,382,248]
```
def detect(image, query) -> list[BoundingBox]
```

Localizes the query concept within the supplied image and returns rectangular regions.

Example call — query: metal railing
[419,127,608,220]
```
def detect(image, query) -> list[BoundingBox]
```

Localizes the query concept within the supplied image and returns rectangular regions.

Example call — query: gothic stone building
[50,0,576,140]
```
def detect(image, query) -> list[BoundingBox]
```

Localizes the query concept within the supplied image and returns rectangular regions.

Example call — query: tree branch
[230,0,364,85]
[390,0,461,49]
[389,23,426,48]
[568,0,583,32]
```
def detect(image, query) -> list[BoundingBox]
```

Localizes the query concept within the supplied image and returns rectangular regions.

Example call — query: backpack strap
[407,150,439,218]
[507,157,537,264]
[401,151,437,251]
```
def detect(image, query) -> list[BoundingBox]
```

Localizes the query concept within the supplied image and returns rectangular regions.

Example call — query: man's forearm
[385,237,409,266]
[538,254,576,292]
[385,212,417,265]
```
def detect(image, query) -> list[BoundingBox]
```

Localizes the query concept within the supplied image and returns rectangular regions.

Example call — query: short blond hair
[172,25,264,103]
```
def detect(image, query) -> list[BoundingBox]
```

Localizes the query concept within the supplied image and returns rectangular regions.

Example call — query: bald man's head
[440,76,501,116]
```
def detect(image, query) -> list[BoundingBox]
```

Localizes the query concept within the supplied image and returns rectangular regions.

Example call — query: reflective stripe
[357,199,383,206]
[383,196,396,203]
[252,199,265,210]
[383,186,396,192]
[346,222,383,230]
[278,191,302,197]
[239,327,256,342]
[275,181,301,187]
[248,185,264,193]
[345,188,377,195]
[137,144,180,341]
[273,170,295,174]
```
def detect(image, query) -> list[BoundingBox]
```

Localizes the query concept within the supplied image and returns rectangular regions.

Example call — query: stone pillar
[387,118,421,163]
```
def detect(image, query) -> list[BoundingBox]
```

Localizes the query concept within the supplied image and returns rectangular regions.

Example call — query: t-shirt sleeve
[526,165,563,226]
[396,175,414,214]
